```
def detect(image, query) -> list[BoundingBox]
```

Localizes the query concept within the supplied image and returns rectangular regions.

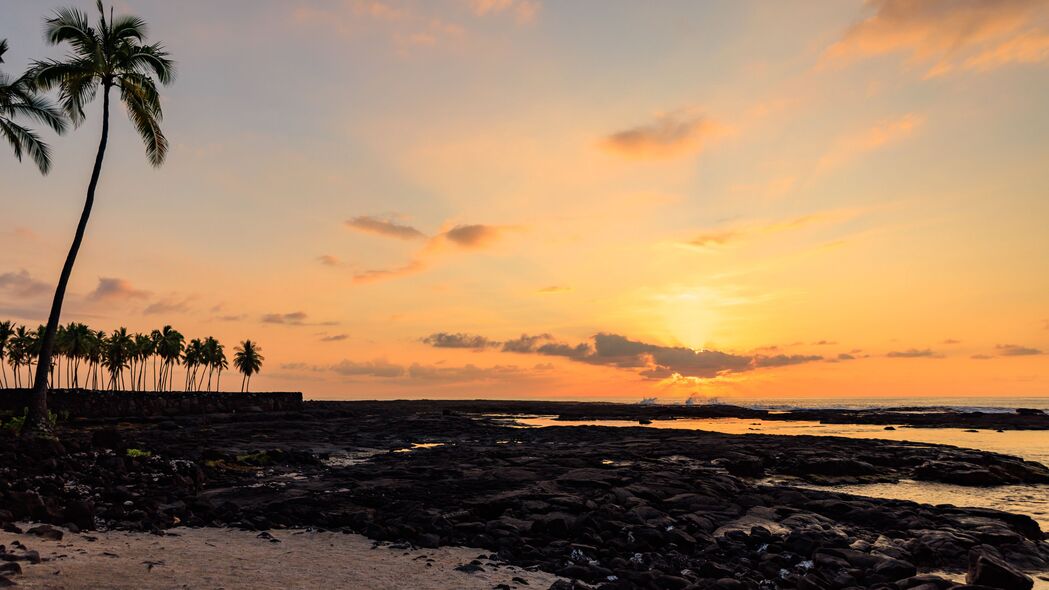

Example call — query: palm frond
[119,74,167,166]
[109,15,147,42]
[3,82,68,134]
[120,43,175,85]
[0,39,8,64]
[43,7,95,55]
[0,117,53,174]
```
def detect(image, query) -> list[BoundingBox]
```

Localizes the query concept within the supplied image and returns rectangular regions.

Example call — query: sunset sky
[2,0,1047,401]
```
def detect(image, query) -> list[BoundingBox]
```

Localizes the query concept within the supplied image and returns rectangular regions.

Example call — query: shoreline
[3,400,1048,589]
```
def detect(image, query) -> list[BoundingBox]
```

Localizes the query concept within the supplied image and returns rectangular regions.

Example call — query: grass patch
[126,448,152,458]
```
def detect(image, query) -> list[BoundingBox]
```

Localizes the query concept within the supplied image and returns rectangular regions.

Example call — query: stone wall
[0,389,302,419]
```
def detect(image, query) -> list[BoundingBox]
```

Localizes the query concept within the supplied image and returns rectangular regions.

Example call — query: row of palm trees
[2,2,177,433]
[0,321,264,393]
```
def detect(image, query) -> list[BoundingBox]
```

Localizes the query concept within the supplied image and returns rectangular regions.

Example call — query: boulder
[966,549,1033,589]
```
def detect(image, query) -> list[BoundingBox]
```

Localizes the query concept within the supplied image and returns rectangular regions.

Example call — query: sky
[1,0,1048,402]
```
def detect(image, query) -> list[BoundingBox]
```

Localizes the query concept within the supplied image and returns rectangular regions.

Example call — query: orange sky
[1,0,1047,401]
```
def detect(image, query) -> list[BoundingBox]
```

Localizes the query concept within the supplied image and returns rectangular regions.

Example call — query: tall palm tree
[0,321,13,388]
[23,1,174,433]
[212,343,228,392]
[183,338,203,392]
[133,333,152,391]
[233,340,263,393]
[0,38,67,173]
[156,325,183,392]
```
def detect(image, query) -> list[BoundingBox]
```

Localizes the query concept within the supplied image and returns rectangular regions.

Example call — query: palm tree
[156,326,183,392]
[87,330,106,390]
[0,321,14,388]
[23,1,174,433]
[233,340,263,393]
[104,327,132,390]
[212,343,228,392]
[183,338,203,392]
[201,337,221,392]
[133,333,152,391]
[0,39,67,173]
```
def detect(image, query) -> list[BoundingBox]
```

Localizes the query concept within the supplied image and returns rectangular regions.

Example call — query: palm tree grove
[0,321,255,393]
[2,3,262,434]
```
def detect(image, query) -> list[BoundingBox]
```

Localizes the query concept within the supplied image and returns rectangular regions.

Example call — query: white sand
[0,525,560,589]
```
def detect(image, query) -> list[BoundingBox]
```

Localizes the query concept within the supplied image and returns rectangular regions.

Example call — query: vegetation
[233,340,264,393]
[0,38,67,173]
[0,321,258,393]
[16,1,175,433]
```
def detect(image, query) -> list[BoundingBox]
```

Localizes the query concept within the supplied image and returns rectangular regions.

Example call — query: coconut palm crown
[233,340,264,393]
[0,38,67,173]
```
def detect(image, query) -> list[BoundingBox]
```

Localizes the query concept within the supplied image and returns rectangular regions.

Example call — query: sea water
[512,402,1049,531]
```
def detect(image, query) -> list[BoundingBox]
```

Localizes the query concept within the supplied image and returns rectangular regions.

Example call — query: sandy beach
[0,525,560,589]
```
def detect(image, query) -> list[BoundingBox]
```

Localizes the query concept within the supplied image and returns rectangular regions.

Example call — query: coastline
[3,399,1048,589]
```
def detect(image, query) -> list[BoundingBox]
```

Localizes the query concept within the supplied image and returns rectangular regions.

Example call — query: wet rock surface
[1,400,1048,589]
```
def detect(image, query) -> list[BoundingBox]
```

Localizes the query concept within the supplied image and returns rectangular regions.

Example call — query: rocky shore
[2,400,1048,589]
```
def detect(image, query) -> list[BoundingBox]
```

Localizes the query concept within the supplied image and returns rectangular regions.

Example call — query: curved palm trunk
[25,84,112,435]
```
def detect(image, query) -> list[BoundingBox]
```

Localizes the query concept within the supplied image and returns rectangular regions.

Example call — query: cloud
[837,353,857,361]
[406,362,534,382]
[996,344,1043,356]
[537,285,571,294]
[501,333,552,353]
[824,0,1049,77]
[143,297,193,315]
[441,224,503,249]
[971,354,994,360]
[887,348,940,358]
[87,277,149,302]
[331,359,406,378]
[320,334,349,342]
[352,259,426,284]
[681,211,854,251]
[494,331,817,380]
[818,113,925,171]
[602,112,721,159]
[813,340,837,346]
[346,216,427,240]
[0,269,50,298]
[291,357,545,383]
[943,338,961,344]
[346,219,507,284]
[317,254,341,267]
[422,332,498,349]
[471,0,541,24]
[261,311,309,325]
[753,354,824,368]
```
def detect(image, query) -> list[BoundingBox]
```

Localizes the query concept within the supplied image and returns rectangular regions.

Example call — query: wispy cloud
[0,269,50,298]
[996,343,1043,356]
[681,211,856,251]
[144,297,193,315]
[441,224,503,249]
[471,0,541,24]
[422,332,498,349]
[817,114,925,172]
[352,259,427,284]
[425,331,824,380]
[537,285,571,294]
[602,111,722,159]
[887,348,941,358]
[87,277,149,302]
[346,216,427,240]
[824,0,1049,77]
[317,254,342,267]
[260,311,336,326]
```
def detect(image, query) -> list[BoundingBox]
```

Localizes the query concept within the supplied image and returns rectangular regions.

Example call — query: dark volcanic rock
[966,548,1034,589]
[1,400,1048,590]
